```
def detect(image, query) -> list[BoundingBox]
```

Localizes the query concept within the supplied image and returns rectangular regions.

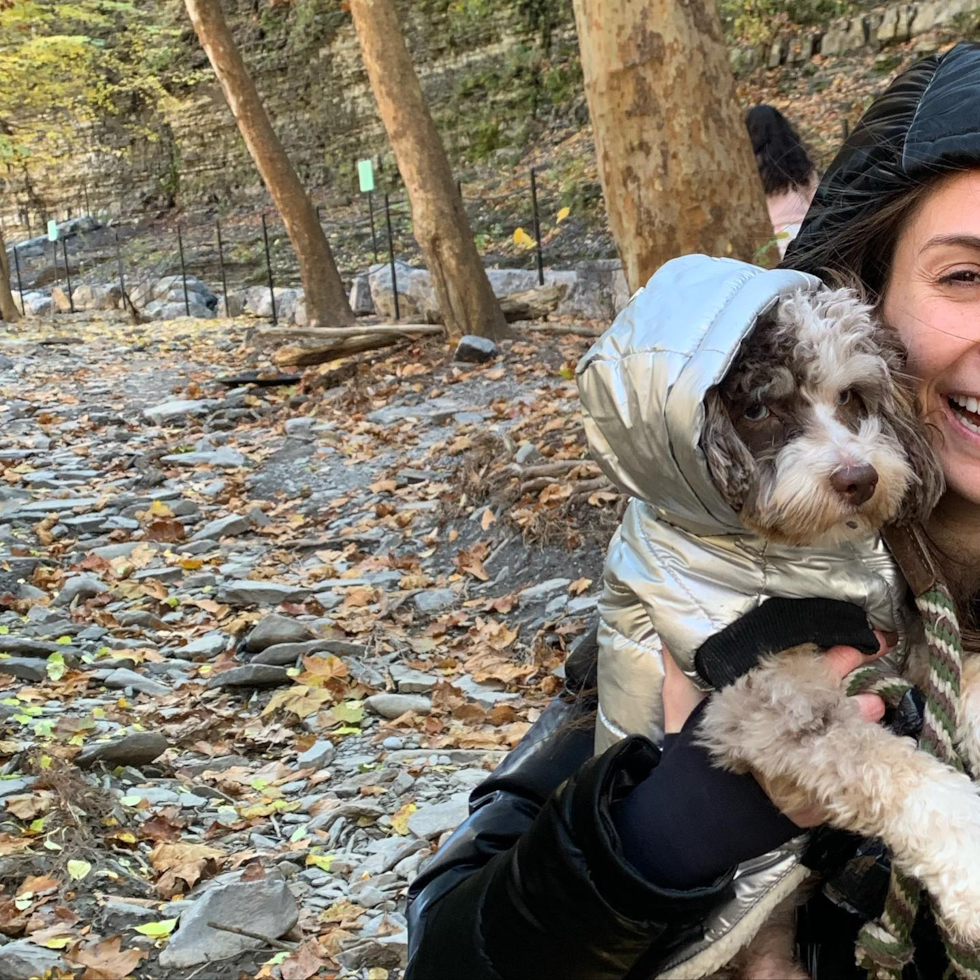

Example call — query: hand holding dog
[662,632,891,828]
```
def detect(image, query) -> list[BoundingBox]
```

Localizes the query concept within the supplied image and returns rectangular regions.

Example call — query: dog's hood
[577,254,821,535]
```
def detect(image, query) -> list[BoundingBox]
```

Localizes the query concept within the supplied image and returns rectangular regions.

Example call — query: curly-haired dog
[692,287,980,978]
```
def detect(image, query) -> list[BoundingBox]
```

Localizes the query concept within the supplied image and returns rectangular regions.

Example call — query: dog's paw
[697,650,850,775]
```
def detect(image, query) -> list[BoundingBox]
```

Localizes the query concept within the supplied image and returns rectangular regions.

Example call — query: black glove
[694,597,880,690]
[612,699,800,889]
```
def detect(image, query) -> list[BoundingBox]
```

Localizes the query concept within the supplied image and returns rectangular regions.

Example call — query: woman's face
[883,170,980,507]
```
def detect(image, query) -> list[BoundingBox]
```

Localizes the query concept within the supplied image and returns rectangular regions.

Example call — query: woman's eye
[939,269,980,285]
[744,404,770,421]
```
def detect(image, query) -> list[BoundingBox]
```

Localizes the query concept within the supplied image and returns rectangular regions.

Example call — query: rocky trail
[0,311,616,980]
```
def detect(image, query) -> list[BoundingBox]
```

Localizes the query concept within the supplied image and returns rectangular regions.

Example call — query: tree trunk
[572,0,776,293]
[0,227,21,323]
[182,0,354,328]
[349,0,510,343]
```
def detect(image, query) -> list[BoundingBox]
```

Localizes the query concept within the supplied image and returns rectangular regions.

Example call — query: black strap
[694,597,879,690]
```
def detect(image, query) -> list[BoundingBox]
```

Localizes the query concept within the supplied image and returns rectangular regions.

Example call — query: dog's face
[702,287,944,547]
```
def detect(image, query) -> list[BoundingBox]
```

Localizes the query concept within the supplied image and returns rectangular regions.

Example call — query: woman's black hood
[784,41,980,276]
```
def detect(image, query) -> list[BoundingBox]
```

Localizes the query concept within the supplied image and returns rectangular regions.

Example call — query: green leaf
[0,625,9,634]
[55,635,72,645]
[305,852,336,872]
[331,701,364,725]
[67,859,91,880]
[46,652,66,681]
[135,918,178,938]
[119,795,143,806]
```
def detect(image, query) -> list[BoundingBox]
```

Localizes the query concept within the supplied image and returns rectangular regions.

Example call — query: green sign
[357,159,375,194]
[47,220,58,242]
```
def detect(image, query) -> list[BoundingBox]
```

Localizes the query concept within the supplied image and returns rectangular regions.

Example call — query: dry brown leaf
[149,842,225,897]
[569,577,593,596]
[480,509,496,530]
[280,939,328,980]
[68,936,146,980]
[144,518,186,543]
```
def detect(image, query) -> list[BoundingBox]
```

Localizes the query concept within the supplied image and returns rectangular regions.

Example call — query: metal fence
[2,165,611,326]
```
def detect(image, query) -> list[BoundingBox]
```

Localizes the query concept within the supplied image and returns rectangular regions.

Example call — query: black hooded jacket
[405,43,980,980]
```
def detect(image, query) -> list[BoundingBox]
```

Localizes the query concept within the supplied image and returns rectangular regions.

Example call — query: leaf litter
[0,310,614,977]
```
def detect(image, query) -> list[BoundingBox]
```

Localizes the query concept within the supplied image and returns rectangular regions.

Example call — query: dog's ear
[874,327,945,523]
[701,389,757,514]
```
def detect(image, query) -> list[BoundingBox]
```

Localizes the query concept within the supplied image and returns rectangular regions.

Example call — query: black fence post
[83,181,91,215]
[61,239,74,313]
[367,191,378,263]
[115,230,126,306]
[177,224,190,316]
[51,238,58,289]
[216,219,229,318]
[261,212,277,326]
[12,246,24,316]
[384,192,399,322]
[530,168,544,286]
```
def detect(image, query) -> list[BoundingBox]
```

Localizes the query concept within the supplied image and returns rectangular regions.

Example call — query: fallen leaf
[569,578,593,596]
[556,206,571,223]
[66,859,91,881]
[280,940,327,980]
[68,936,146,980]
[513,227,536,249]
[390,802,416,836]
[134,918,177,938]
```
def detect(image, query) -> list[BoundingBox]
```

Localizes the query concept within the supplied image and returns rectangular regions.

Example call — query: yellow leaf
[179,558,204,570]
[148,500,174,519]
[67,858,92,880]
[569,578,593,596]
[305,852,336,872]
[513,227,536,249]
[41,936,74,949]
[556,206,571,223]
[368,970,389,980]
[135,918,178,938]
[390,802,416,836]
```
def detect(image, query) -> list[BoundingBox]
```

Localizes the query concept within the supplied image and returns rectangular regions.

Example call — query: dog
[690,286,980,978]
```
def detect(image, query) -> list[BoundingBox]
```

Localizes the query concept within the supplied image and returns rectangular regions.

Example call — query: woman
[746,104,819,257]
[405,43,980,980]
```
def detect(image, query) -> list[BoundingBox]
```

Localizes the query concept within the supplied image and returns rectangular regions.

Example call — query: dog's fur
[691,287,980,979]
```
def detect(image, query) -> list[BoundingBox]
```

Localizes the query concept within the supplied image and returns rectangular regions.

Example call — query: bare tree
[183,0,354,327]
[0,228,21,323]
[349,0,509,342]
[572,0,775,292]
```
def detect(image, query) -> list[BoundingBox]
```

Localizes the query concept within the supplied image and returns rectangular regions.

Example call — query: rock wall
[732,0,980,71]
[4,0,979,236]
[0,0,581,230]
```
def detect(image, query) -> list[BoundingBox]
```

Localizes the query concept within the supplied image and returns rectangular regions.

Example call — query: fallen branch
[506,459,598,480]
[518,322,604,338]
[259,324,443,340]
[272,335,409,367]
[206,921,296,951]
[500,284,565,322]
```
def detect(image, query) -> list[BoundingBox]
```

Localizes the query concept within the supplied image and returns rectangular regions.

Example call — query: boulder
[75,731,169,768]
[454,336,499,364]
[246,613,315,652]
[158,877,298,969]
[368,261,424,320]
[349,275,375,315]
[365,693,432,719]
[0,940,66,980]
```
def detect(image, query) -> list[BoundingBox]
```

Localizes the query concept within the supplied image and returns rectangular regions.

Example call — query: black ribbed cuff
[694,597,879,690]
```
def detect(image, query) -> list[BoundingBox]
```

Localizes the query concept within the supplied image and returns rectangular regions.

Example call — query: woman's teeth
[949,394,980,433]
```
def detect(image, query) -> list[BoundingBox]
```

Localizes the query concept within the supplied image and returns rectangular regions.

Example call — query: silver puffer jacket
[576,254,915,979]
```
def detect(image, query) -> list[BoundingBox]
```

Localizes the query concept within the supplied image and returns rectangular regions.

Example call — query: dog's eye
[839,389,854,405]
[744,404,770,422]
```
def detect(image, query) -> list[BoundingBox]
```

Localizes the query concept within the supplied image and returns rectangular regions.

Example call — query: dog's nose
[830,464,879,506]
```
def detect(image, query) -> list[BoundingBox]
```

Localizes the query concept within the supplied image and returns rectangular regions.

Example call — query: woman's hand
[662,633,893,827]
